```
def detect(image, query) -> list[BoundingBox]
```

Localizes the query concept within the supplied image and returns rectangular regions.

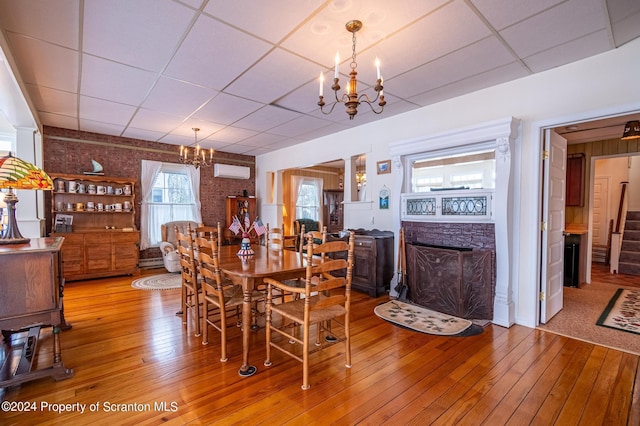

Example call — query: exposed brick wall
[402,221,495,249]
[43,126,256,259]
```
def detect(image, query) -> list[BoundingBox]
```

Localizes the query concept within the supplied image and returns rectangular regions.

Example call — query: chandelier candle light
[179,128,213,169]
[318,20,386,120]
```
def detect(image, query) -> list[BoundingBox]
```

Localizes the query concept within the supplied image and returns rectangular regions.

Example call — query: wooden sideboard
[327,229,394,297]
[0,238,74,390]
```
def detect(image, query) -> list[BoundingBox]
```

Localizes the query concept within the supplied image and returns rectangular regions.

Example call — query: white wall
[257,37,640,328]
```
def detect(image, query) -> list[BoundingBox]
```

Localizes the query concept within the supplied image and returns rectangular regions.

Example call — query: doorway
[539,112,640,328]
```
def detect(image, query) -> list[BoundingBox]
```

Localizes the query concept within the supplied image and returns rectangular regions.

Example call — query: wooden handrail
[615,182,628,233]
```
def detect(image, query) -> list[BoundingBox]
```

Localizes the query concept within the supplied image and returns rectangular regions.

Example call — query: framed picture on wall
[377,160,391,174]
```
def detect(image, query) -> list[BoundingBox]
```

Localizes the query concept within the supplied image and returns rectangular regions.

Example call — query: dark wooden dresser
[328,229,394,297]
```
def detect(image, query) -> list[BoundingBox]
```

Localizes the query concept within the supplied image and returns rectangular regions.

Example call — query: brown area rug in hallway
[537,277,640,355]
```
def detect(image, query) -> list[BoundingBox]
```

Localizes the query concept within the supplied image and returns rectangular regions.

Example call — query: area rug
[374,300,473,336]
[131,273,181,290]
[596,288,640,335]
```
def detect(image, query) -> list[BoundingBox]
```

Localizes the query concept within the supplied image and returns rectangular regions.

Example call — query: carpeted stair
[592,245,607,264]
[618,211,640,275]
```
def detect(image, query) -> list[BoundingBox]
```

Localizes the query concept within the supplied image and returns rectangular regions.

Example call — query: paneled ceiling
[0,0,638,155]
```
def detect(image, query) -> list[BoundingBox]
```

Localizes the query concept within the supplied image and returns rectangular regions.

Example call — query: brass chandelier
[179,128,213,169]
[318,20,386,120]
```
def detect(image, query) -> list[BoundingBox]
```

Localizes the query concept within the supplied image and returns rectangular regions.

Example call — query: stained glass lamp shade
[0,152,53,244]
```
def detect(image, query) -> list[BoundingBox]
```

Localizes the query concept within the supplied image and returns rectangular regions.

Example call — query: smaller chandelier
[179,128,213,169]
[318,20,386,120]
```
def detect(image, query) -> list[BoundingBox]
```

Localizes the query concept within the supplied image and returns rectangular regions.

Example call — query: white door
[592,176,610,246]
[540,129,567,323]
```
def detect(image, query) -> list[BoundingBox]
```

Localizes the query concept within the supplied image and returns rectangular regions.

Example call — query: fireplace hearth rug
[374,300,472,335]
[596,288,640,335]
[131,273,181,290]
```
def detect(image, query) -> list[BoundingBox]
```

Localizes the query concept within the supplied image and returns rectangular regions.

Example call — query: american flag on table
[229,216,242,235]
[252,218,266,236]
[244,214,250,231]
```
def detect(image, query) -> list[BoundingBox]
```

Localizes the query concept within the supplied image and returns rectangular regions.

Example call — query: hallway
[537,263,640,355]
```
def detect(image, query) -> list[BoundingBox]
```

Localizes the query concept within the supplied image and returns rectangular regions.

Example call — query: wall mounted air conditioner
[214,163,250,179]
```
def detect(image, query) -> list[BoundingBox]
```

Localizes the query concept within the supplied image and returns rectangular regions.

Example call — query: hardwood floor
[2,269,640,425]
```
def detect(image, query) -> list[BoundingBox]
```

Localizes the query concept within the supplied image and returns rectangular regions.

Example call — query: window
[140,160,202,250]
[410,150,495,192]
[292,176,322,221]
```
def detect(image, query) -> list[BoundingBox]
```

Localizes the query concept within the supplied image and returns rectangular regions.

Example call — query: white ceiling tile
[81,55,159,105]
[7,34,78,92]
[38,112,78,131]
[193,92,264,125]
[470,0,565,30]
[217,143,258,154]
[225,48,320,104]
[407,62,528,106]
[281,0,450,67]
[209,127,258,144]
[167,119,225,139]
[0,0,79,49]
[84,0,196,71]
[79,119,126,136]
[121,127,168,142]
[164,13,272,90]
[128,108,186,134]
[610,8,640,46]
[268,115,334,138]
[26,85,77,117]
[357,1,492,82]
[607,0,640,23]
[524,30,611,73]
[203,0,323,43]
[175,0,206,10]
[240,132,290,147]
[233,105,301,132]
[500,0,607,58]
[391,37,515,99]
[79,96,137,126]
[142,76,218,117]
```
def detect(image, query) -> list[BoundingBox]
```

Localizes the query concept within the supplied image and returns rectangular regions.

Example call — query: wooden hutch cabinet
[224,195,257,244]
[49,173,139,281]
[323,189,344,233]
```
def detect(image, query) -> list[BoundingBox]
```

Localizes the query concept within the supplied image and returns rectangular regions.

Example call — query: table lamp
[0,152,53,244]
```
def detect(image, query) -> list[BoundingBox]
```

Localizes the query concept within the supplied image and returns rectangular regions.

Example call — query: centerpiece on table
[228,214,266,257]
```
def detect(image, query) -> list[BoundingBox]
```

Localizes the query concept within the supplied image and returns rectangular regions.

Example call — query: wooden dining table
[218,244,307,377]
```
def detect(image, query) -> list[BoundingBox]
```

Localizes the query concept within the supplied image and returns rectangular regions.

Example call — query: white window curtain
[291,175,323,222]
[140,160,202,250]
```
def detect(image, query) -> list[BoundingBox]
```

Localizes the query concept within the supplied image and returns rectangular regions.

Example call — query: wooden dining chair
[263,231,355,390]
[195,223,222,246]
[298,224,328,255]
[176,229,201,337]
[198,238,265,358]
[265,223,285,253]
